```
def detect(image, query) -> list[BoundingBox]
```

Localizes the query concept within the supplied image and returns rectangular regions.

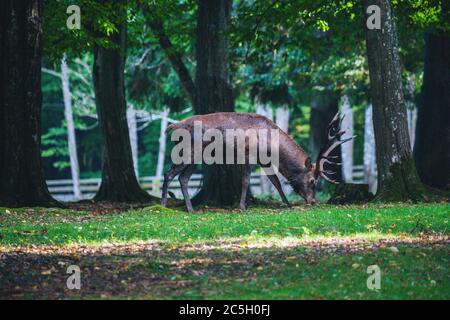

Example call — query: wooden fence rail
[47,165,369,201]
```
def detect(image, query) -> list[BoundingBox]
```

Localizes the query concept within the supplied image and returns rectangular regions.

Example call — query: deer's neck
[277,132,310,182]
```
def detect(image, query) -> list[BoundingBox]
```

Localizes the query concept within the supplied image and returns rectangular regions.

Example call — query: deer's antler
[315,112,355,184]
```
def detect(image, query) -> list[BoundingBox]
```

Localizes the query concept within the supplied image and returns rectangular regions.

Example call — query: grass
[0,203,448,246]
[0,202,448,299]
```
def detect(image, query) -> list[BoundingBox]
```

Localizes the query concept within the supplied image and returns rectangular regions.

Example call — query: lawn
[0,202,448,299]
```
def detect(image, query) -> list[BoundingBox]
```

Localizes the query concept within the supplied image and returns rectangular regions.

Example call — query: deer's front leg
[240,164,252,211]
[178,164,196,213]
[266,173,291,208]
[162,164,187,207]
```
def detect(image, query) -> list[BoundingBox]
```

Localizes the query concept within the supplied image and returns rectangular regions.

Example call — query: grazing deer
[162,112,352,212]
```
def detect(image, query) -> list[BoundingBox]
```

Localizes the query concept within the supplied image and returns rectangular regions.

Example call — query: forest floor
[0,202,448,299]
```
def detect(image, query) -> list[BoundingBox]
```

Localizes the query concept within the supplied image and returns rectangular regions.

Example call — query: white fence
[47,165,368,201]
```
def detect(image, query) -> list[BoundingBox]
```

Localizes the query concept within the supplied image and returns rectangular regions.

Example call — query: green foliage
[43,0,129,63]
[40,0,450,179]
[42,126,70,170]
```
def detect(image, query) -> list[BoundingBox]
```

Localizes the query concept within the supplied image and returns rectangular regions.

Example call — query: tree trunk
[309,90,342,183]
[340,95,354,182]
[61,57,81,200]
[414,31,450,190]
[363,0,427,201]
[93,11,155,203]
[0,1,59,207]
[192,0,244,206]
[126,105,139,177]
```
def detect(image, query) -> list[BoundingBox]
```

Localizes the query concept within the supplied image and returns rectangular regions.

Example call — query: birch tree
[127,105,139,177]
[256,102,273,194]
[340,95,354,182]
[61,57,82,199]
[364,105,377,193]
[153,108,169,194]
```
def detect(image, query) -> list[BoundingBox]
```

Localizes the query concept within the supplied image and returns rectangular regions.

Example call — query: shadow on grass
[1,238,448,300]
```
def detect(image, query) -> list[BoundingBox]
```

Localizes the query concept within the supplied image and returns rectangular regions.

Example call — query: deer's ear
[304,157,312,170]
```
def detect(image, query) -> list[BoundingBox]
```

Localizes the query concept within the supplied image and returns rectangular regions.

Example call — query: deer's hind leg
[161,164,188,207]
[239,164,252,211]
[178,164,196,213]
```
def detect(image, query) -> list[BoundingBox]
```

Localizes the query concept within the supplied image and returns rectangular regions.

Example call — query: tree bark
[309,90,342,183]
[93,10,155,203]
[414,31,450,190]
[61,57,82,200]
[363,0,427,201]
[192,0,244,206]
[0,1,59,207]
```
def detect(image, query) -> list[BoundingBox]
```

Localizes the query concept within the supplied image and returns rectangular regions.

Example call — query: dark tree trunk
[0,1,59,207]
[93,9,155,203]
[414,30,450,190]
[363,0,427,201]
[192,0,245,206]
[309,91,342,183]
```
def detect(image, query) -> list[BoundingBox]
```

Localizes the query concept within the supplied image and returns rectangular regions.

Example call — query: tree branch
[147,19,197,108]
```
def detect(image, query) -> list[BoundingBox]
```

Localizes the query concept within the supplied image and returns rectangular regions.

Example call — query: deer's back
[172,112,279,132]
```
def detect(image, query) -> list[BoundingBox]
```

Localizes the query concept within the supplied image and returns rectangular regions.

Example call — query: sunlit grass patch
[0,203,448,247]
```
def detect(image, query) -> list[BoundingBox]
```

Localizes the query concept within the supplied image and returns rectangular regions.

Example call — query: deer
[161,112,352,212]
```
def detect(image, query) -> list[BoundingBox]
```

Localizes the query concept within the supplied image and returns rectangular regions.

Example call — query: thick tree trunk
[93,14,155,203]
[192,0,244,206]
[61,57,81,200]
[340,95,354,182]
[309,91,342,183]
[414,31,450,190]
[0,1,59,207]
[363,0,427,201]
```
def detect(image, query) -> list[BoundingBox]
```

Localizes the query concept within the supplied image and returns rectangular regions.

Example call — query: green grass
[0,203,448,299]
[0,203,448,246]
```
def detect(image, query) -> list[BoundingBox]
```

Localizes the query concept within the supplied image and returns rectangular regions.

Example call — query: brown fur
[163,112,318,211]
